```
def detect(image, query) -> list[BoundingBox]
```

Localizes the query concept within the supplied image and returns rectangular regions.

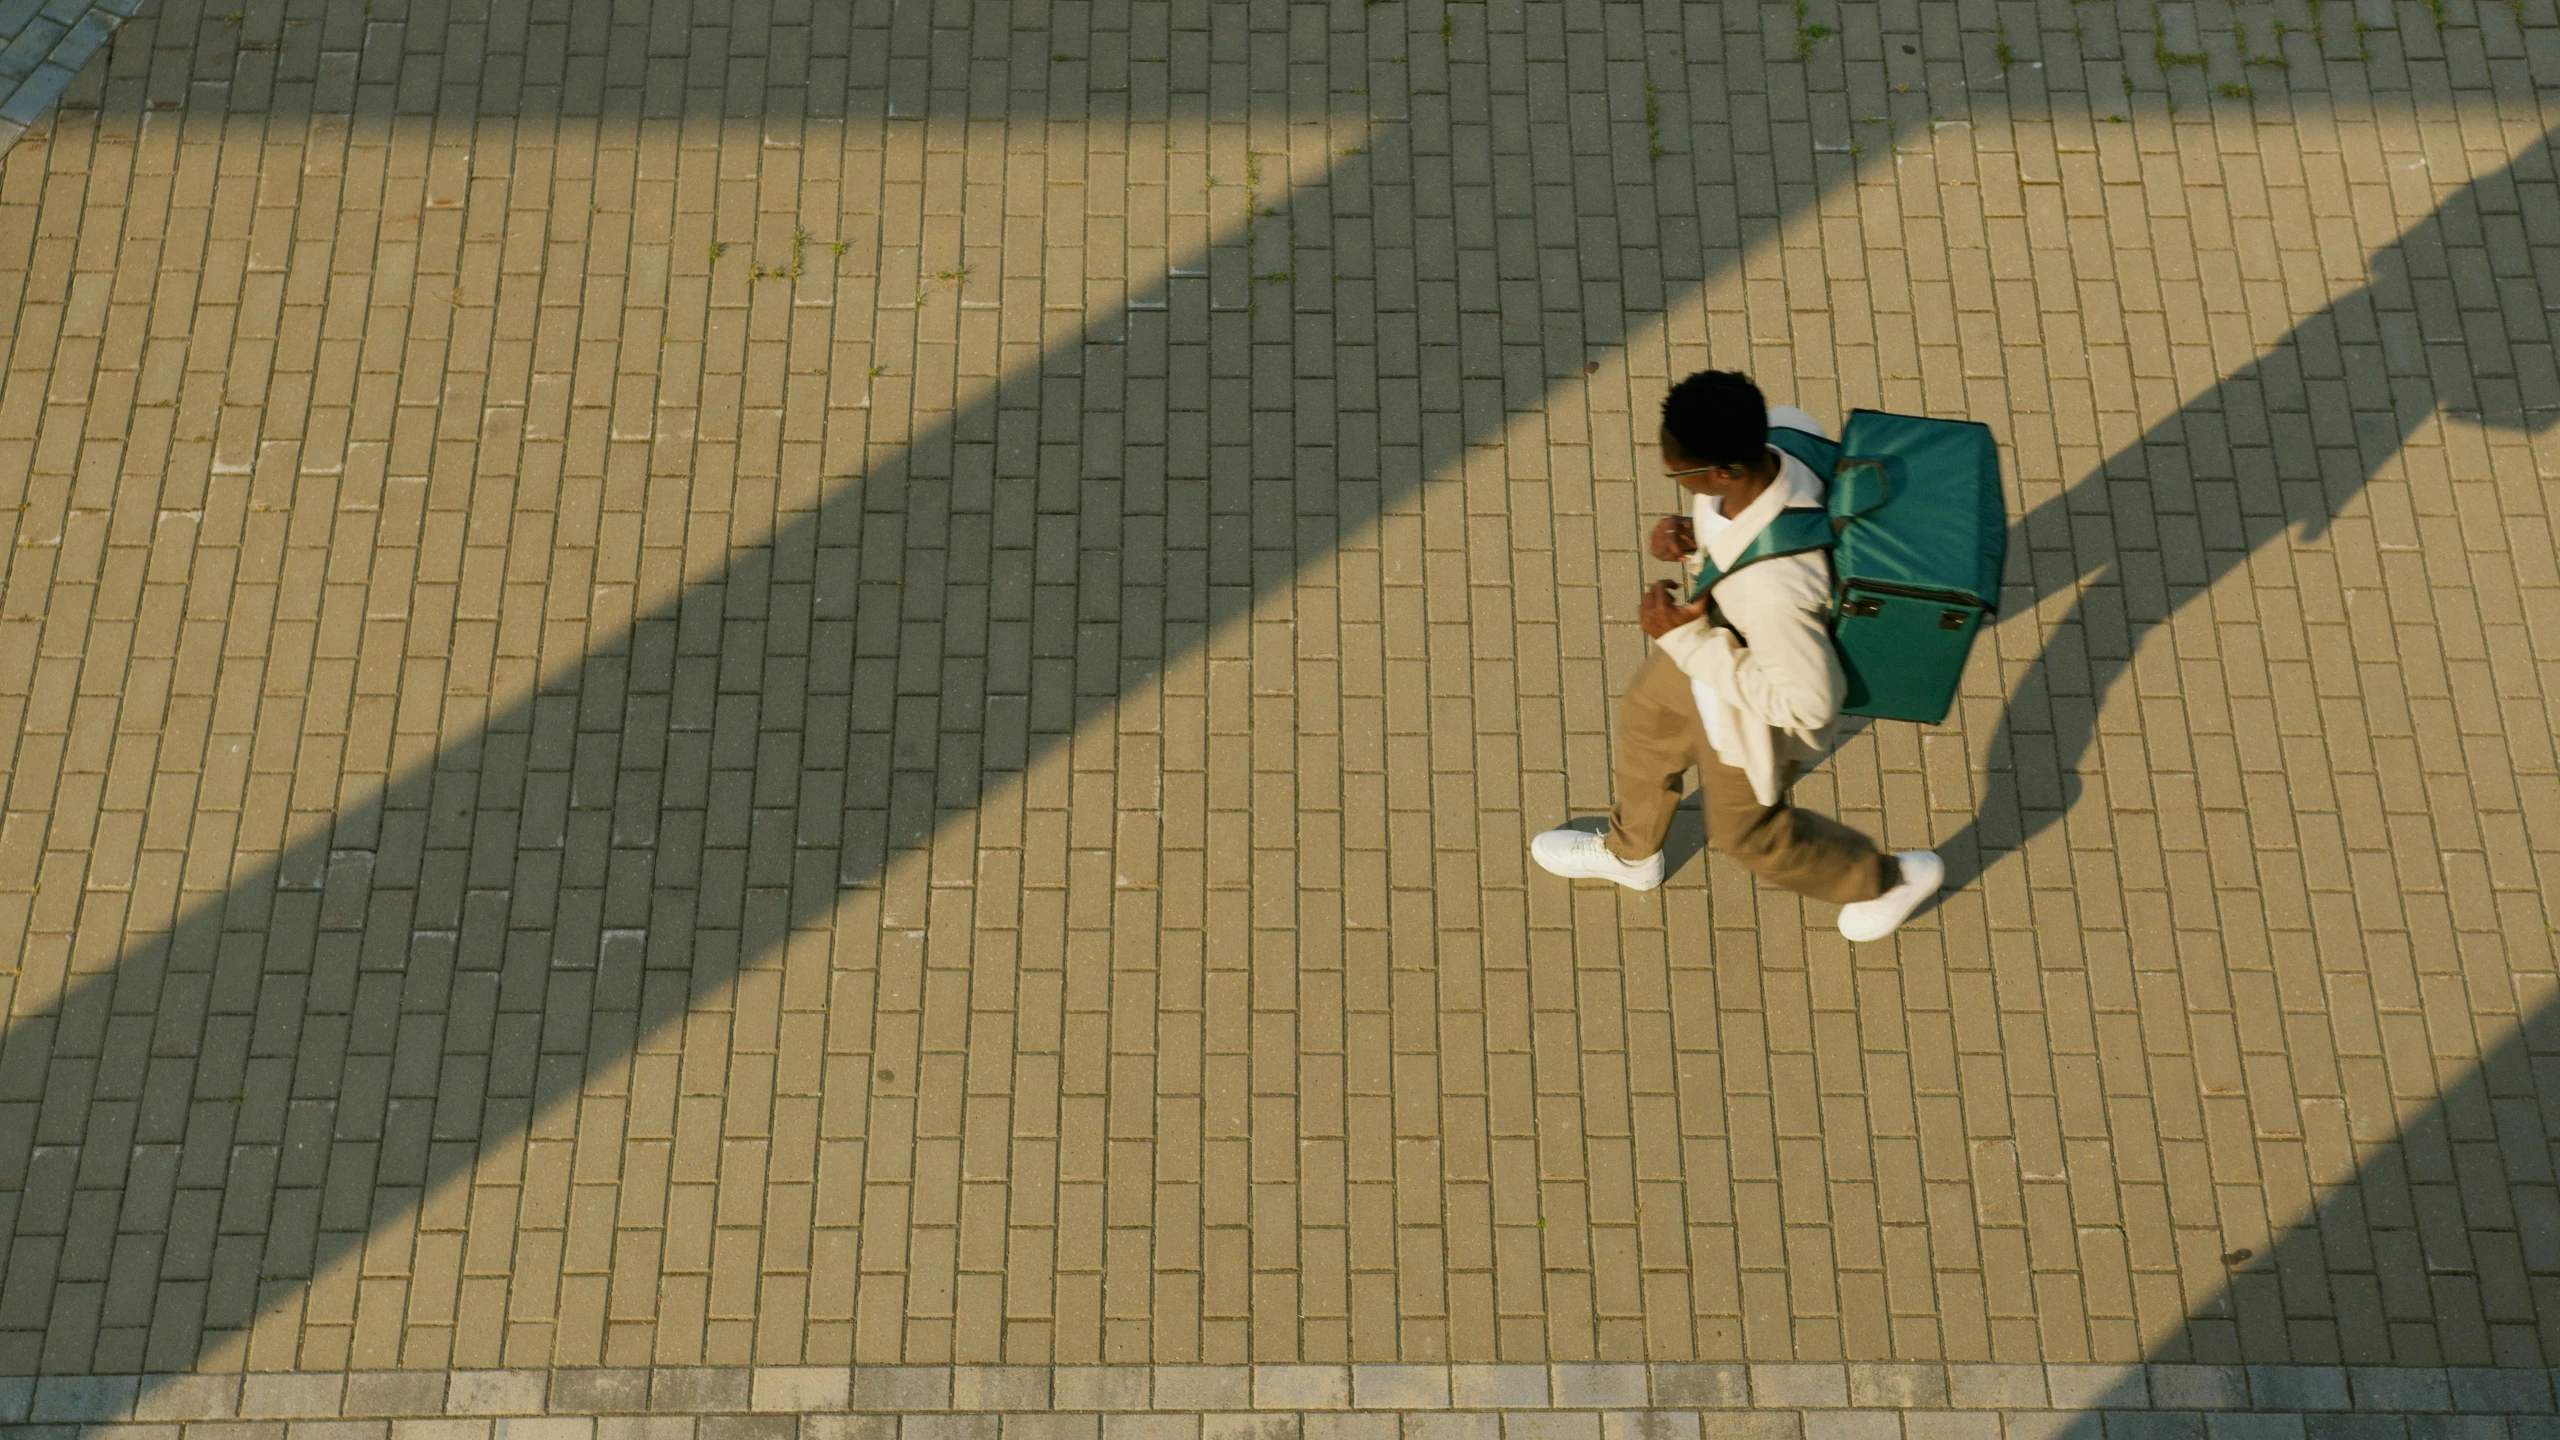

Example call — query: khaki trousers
[1604,647,1892,905]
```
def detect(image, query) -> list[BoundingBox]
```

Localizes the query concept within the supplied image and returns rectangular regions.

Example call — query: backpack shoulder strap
[1688,507,1836,603]
[1765,425,1840,476]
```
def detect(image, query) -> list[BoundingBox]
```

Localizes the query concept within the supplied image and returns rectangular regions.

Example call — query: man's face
[1659,423,1751,501]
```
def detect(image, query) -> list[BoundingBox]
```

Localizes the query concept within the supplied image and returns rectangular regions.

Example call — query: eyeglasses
[1664,463,1743,480]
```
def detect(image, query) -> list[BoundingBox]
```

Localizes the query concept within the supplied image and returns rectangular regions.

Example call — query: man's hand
[1648,515,1697,562]
[1638,579,1710,639]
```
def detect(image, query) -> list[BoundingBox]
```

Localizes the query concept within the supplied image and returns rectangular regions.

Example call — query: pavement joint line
[20,1365,2560,1424]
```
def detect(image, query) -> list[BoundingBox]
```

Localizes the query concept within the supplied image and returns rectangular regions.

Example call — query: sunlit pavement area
[4,0,2560,1432]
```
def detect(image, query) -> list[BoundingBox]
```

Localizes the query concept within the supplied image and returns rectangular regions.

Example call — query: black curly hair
[1660,370,1768,469]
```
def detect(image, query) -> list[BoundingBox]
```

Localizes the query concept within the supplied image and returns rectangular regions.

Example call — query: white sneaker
[1530,827,1665,891]
[1838,850,1943,942]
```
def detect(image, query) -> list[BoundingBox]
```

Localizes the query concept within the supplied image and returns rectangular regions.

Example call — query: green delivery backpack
[1687,411,2008,725]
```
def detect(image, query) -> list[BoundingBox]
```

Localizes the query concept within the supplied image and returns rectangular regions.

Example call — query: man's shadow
[1935,121,2560,895]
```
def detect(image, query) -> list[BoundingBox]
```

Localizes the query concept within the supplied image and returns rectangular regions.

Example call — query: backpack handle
[1831,456,1896,521]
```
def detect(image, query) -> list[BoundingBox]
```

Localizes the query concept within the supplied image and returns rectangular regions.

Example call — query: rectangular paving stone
[1950,1370,2047,1411]
[753,1372,850,1414]
[954,1372,1052,1412]
[446,1375,548,1417]
[1452,1371,1549,1410]
[1499,1417,1599,1440]
[903,1418,999,1440]
[552,1375,656,1417]
[700,1421,799,1440]
[1650,1368,1750,1409]
[31,1377,142,1423]
[2247,1373,2350,1414]
[1156,1372,1253,1412]
[650,1374,754,1415]
[1548,1369,1645,1410]
[1998,1416,2100,1440]
[1355,1369,1452,1410]
[1405,1418,1499,1440]
[133,1378,240,1422]
[2450,1373,2555,1414]
[1600,1415,1699,1440]
[1105,1419,1201,1440]
[2148,1372,2246,1412]
[1206,1417,1302,1440]
[812,1423,904,1440]
[2099,1418,2205,1440]
[1803,1416,1901,1440]
[853,1373,952,1413]
[2301,1421,2408,1440]
[1683,1418,1798,1440]
[344,1376,448,1419]
[1302,1420,1397,1440]
[1850,1366,1951,1409]
[2206,1418,2308,1440]
[1904,1416,2004,1440]
[239,1374,346,1420]
[1003,1420,1100,1440]
[1752,1369,1850,1410]
[1056,1374,1152,1413]
[2348,1372,2453,1414]
[1256,1370,1349,1411]
[2049,1370,2150,1412]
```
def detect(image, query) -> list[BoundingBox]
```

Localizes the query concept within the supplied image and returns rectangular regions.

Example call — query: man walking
[1530,371,1942,942]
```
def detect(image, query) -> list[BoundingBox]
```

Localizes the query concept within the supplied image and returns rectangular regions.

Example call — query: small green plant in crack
[2352,17,2372,59]
[1790,0,1827,58]
[1441,8,1453,39]
[708,240,726,263]
[1996,34,2016,66]
[1644,81,1663,158]
[2247,19,2291,65]
[2216,79,2253,96]
[1255,271,1295,284]
[2424,0,2446,30]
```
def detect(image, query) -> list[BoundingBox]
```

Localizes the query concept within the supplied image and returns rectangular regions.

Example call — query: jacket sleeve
[1653,559,1846,731]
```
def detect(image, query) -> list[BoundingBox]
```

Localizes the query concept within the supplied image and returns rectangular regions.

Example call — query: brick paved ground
[4,0,2560,1424]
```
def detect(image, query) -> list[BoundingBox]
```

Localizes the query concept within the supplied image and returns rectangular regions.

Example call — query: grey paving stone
[1753,1370,1851,1410]
[1451,1372,1549,1410]
[1548,1368,1645,1410]
[30,1377,142,1423]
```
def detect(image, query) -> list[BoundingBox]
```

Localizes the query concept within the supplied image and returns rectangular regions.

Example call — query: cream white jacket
[1650,431,1845,806]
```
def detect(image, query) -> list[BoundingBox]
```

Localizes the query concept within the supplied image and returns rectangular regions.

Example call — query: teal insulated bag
[1690,411,2008,725]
